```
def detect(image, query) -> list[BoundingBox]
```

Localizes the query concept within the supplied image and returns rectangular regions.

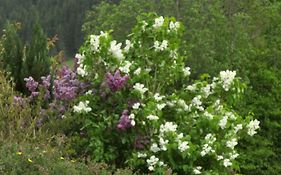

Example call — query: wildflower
[109,40,124,60]
[28,158,33,163]
[16,151,23,155]
[73,101,92,113]
[106,70,129,92]
[60,157,65,160]
[247,119,260,136]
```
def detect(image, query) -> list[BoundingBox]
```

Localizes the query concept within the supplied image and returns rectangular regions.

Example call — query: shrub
[70,14,259,174]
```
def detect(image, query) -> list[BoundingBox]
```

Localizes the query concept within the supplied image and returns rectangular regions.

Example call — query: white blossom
[147,155,159,171]
[77,65,88,77]
[183,67,191,77]
[204,111,214,120]
[178,141,189,152]
[109,40,124,60]
[85,90,93,95]
[193,166,202,174]
[247,119,260,136]
[226,138,238,149]
[75,53,85,65]
[119,61,132,74]
[217,155,224,160]
[90,34,100,51]
[223,159,232,167]
[137,152,147,158]
[169,21,180,31]
[160,122,177,133]
[157,103,166,110]
[159,137,169,151]
[219,116,228,129]
[134,68,141,75]
[230,152,239,160]
[150,143,160,153]
[133,83,148,95]
[154,93,165,101]
[147,115,159,121]
[219,70,236,91]
[73,101,92,113]
[153,16,164,29]
[124,40,132,52]
[131,120,136,126]
[154,40,168,51]
[234,124,243,133]
[132,103,140,109]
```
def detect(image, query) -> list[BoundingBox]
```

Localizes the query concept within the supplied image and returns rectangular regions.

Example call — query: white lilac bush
[72,14,260,174]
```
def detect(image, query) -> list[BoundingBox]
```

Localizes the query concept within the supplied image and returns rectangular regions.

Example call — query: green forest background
[0,0,281,174]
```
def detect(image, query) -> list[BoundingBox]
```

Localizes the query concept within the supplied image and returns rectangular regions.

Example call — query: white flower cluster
[147,114,159,121]
[218,115,228,129]
[134,67,141,75]
[193,166,202,174]
[75,54,88,77]
[154,40,168,51]
[153,16,164,29]
[200,134,216,157]
[183,67,191,77]
[157,103,166,110]
[234,124,243,133]
[219,70,236,91]
[226,138,238,149]
[203,111,214,120]
[109,40,124,60]
[177,99,190,112]
[73,101,92,113]
[124,40,132,53]
[129,113,136,126]
[89,31,107,52]
[178,141,189,152]
[133,83,148,95]
[191,95,204,111]
[160,122,177,133]
[132,102,140,109]
[154,93,165,101]
[169,21,180,31]
[247,119,260,136]
[119,60,132,74]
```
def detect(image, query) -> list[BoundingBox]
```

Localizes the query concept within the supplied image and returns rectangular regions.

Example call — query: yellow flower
[28,158,33,163]
[71,160,76,163]
[16,151,23,155]
[60,157,65,160]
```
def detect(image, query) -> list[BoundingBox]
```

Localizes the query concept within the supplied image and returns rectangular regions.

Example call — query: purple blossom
[31,91,40,97]
[134,135,150,149]
[41,75,51,89]
[54,66,84,101]
[24,76,39,92]
[117,110,132,131]
[106,70,129,92]
[13,96,25,106]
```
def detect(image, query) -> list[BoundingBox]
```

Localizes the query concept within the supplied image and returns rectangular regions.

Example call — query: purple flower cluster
[134,135,150,149]
[106,70,129,92]
[117,110,132,131]
[24,76,39,92]
[54,66,84,101]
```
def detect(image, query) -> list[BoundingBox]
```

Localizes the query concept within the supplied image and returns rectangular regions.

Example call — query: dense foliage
[83,1,281,174]
[71,14,259,174]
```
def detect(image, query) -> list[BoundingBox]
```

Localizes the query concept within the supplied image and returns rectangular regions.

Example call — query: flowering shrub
[72,14,260,174]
